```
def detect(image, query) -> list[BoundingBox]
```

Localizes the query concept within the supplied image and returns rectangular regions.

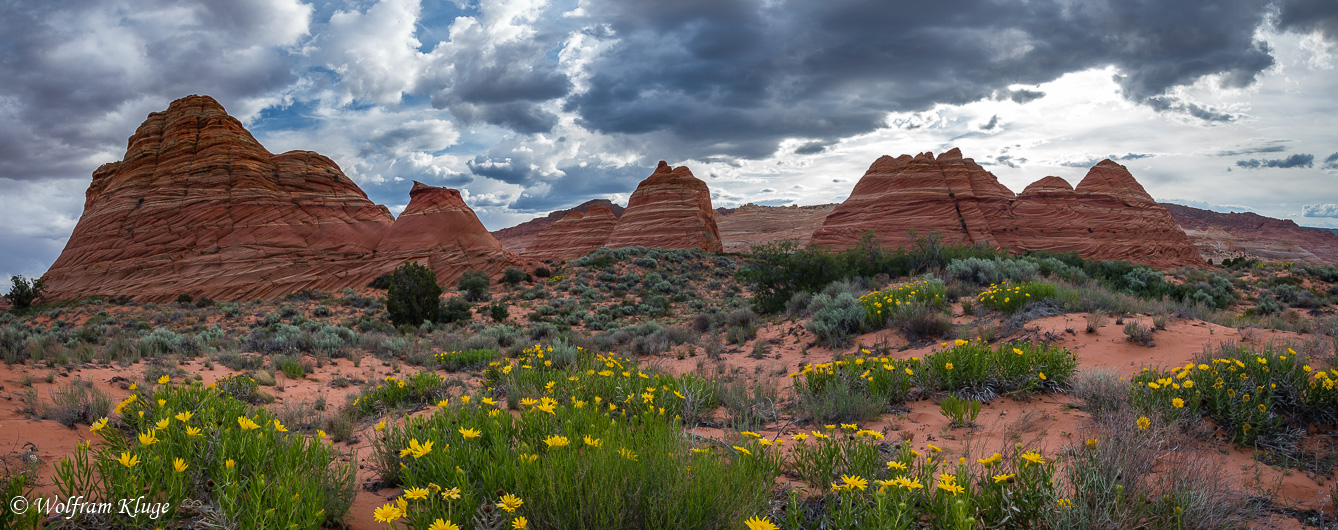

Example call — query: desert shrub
[1122,321,1155,346]
[5,275,47,311]
[435,349,501,372]
[806,292,865,348]
[1129,344,1337,446]
[42,379,112,428]
[456,270,491,302]
[436,298,472,324]
[920,339,1076,400]
[487,303,509,323]
[501,267,531,285]
[1070,369,1127,419]
[891,301,954,341]
[1049,411,1262,530]
[946,257,1040,286]
[137,327,197,356]
[793,355,916,422]
[55,381,356,528]
[351,371,453,417]
[386,261,443,328]
[977,282,1056,313]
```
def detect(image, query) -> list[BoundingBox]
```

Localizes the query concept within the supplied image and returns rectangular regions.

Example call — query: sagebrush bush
[386,261,443,328]
[806,292,865,348]
[945,257,1040,286]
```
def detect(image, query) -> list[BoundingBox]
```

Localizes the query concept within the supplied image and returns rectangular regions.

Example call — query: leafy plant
[5,275,47,311]
[386,261,443,328]
[458,270,491,302]
[939,394,982,427]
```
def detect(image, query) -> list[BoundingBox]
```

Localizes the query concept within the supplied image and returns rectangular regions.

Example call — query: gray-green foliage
[805,292,865,348]
[946,257,1040,286]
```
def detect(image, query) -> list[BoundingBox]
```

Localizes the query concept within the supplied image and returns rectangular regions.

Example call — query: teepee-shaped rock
[371,182,527,283]
[42,95,396,302]
[604,161,723,252]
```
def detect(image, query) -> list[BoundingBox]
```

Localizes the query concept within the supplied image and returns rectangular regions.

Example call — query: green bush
[458,270,491,302]
[435,349,500,372]
[488,303,510,323]
[792,355,916,422]
[54,381,356,528]
[976,282,1056,313]
[437,298,473,324]
[501,268,531,285]
[5,275,47,311]
[806,292,866,348]
[920,340,1077,400]
[386,262,443,328]
[1130,344,1338,446]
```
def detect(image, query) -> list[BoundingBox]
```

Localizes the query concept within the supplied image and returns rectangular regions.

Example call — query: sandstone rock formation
[1162,203,1338,265]
[604,161,723,252]
[811,150,1203,268]
[369,182,528,281]
[717,203,838,253]
[992,161,1202,268]
[492,199,624,253]
[42,95,397,302]
[521,205,620,262]
[43,95,526,302]
[810,149,1015,250]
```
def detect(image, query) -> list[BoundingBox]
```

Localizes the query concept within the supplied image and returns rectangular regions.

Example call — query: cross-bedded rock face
[42,95,397,302]
[370,181,527,283]
[811,150,1204,268]
[521,205,620,262]
[603,161,723,253]
[42,95,527,302]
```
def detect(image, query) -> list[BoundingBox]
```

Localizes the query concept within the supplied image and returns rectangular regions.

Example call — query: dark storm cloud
[1060,153,1154,168]
[563,0,1281,160]
[1275,0,1338,41]
[999,88,1046,104]
[421,20,571,134]
[466,155,534,185]
[794,141,833,155]
[1324,152,1338,169]
[0,0,308,182]
[507,165,645,212]
[1216,143,1289,156]
[1235,153,1315,169]
[981,115,1000,131]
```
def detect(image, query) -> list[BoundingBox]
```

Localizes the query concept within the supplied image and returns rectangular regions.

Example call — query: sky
[2,0,1338,290]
